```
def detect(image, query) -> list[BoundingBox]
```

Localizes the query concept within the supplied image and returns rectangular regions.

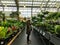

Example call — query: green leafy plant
[46,12,57,20]
[55,12,60,19]
[55,25,60,34]
[0,27,8,39]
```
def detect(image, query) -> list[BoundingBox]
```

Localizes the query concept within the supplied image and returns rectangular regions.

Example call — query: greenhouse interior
[0,0,60,45]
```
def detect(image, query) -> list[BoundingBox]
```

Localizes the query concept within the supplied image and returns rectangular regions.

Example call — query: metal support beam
[0,0,4,11]
[1,5,60,8]
[40,1,43,12]
[14,0,19,20]
[31,0,33,22]
[31,0,33,19]
[18,1,60,2]
[14,0,19,12]
[44,0,50,11]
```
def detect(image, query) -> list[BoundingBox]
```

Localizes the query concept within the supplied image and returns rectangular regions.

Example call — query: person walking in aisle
[26,19,32,44]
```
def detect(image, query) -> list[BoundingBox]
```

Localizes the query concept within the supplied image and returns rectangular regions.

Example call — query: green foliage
[37,13,44,18]
[0,19,24,39]
[10,12,18,18]
[0,12,5,21]
[46,12,57,20]
[32,16,37,21]
[55,12,60,19]
[32,12,60,34]
[55,25,60,34]
[0,27,8,39]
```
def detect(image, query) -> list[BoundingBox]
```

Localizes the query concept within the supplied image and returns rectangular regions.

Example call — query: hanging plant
[10,12,18,18]
[42,11,49,14]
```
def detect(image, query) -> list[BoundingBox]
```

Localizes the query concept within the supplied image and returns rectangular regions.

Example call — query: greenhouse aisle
[12,29,44,45]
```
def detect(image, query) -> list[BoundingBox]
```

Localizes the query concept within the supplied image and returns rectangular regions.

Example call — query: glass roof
[0,0,60,17]
[0,0,60,7]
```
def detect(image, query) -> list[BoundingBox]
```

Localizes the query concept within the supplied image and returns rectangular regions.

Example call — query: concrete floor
[12,29,44,45]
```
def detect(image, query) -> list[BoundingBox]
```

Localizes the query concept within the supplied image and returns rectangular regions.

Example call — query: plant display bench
[32,25,60,45]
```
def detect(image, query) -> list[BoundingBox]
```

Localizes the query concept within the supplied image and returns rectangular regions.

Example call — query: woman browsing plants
[26,20,32,44]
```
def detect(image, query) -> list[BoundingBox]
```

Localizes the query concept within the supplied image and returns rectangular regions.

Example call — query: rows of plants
[0,19,24,45]
[32,11,60,38]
